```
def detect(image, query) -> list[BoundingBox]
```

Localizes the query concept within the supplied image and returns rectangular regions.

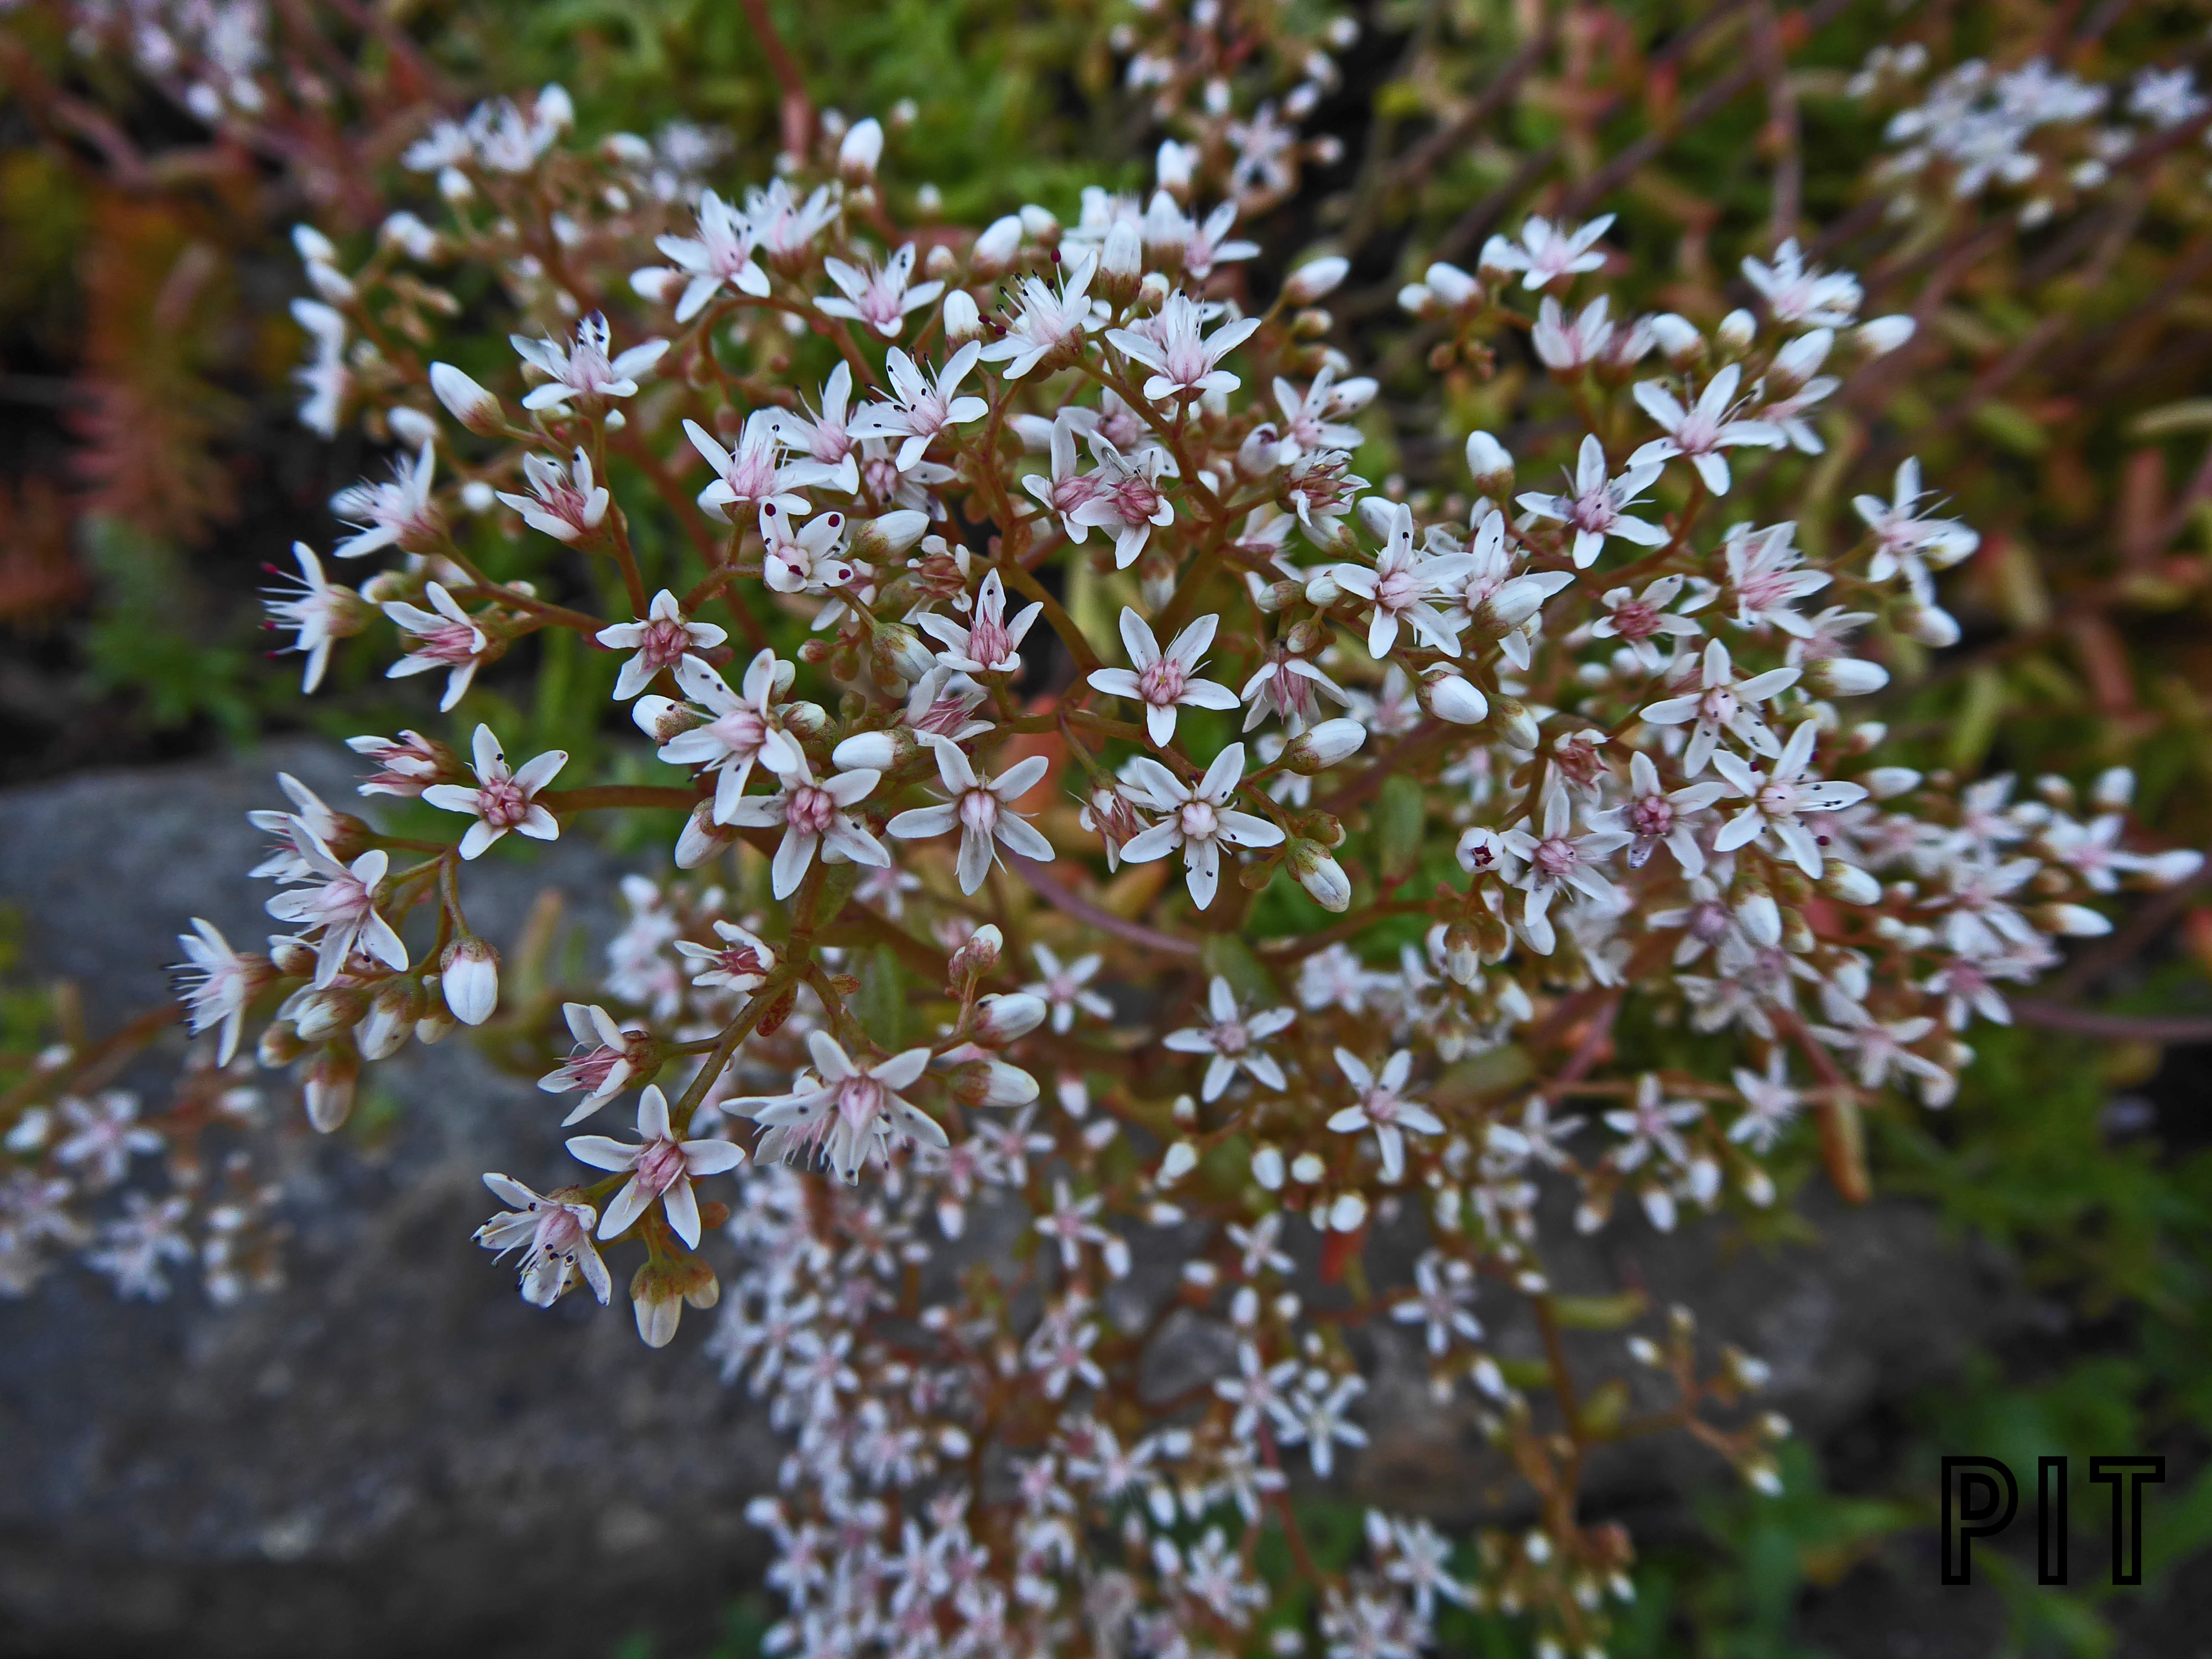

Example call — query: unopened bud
[1328,1191,1368,1232]
[1159,1141,1199,1184]
[1285,257,1349,304]
[1802,655,1890,696]
[1649,312,1705,369]
[974,992,1047,1043]
[1821,862,1881,905]
[1464,430,1514,497]
[1422,671,1489,726]
[1303,570,1343,607]
[1490,696,1539,750]
[870,622,935,685]
[634,695,705,744]
[838,116,884,179]
[1251,1144,1285,1190]
[630,1254,717,1348]
[303,1041,360,1133]
[1288,840,1352,912]
[1715,309,1756,355]
[942,289,981,344]
[674,801,735,869]
[258,1020,306,1067]
[952,1056,1040,1107]
[1898,601,1960,648]
[2038,902,2113,937]
[1286,717,1366,772]
[1427,260,1480,309]
[832,728,909,771]
[1100,221,1143,304]
[1017,204,1060,246]
[1855,314,1916,357]
[947,924,1003,986]
[851,510,929,561]
[269,937,319,979]
[429,362,504,435]
[441,937,499,1026]
[290,985,364,1044]
[972,215,1024,274]
[356,977,424,1060]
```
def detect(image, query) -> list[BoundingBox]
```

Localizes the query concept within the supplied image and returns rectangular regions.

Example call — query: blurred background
[6,1,2212,1654]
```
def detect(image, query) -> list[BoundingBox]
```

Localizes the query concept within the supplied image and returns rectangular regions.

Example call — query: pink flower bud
[429,362,503,435]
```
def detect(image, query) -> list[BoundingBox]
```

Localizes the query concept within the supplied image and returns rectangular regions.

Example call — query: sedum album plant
[9,50,2212,1659]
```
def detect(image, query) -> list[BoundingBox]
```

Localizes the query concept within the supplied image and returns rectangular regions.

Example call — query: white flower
[1740,239,1863,327]
[1639,638,1802,775]
[684,410,811,524]
[1086,608,1240,746]
[263,541,366,693]
[596,589,727,701]
[978,250,1103,378]
[1603,1073,1704,1171]
[646,190,770,321]
[421,724,566,859]
[917,568,1042,675]
[172,919,260,1064]
[849,343,988,469]
[1728,1055,1803,1152]
[566,1084,745,1248]
[539,1001,649,1122]
[759,503,859,597]
[382,580,495,711]
[1723,521,1829,634]
[1597,750,1726,875]
[510,312,666,410]
[1589,575,1705,674]
[1239,646,1350,735]
[1531,295,1616,371]
[1481,213,1614,288]
[763,363,863,494]
[496,448,609,542]
[1517,434,1670,568]
[474,1173,612,1306]
[1712,721,1870,876]
[54,1091,161,1188]
[886,738,1055,894]
[731,1031,945,1182]
[264,838,409,987]
[1391,1253,1484,1358]
[1118,743,1286,909]
[1162,976,1296,1102]
[1106,293,1259,404]
[331,441,440,559]
[1498,776,1632,956]
[1853,457,1979,599]
[650,648,804,822]
[815,242,942,337]
[1326,1049,1443,1181]
[290,298,348,436]
[1022,945,1112,1033]
[1629,364,1783,494]
[1332,500,1472,659]
[674,920,778,994]
[722,754,890,899]
[1068,434,1177,569]
[1273,364,1374,462]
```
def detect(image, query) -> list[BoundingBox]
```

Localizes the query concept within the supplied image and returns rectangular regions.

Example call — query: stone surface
[0,744,2054,1657]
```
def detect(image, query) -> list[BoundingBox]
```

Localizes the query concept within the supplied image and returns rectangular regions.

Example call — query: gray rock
[0,746,2043,1656]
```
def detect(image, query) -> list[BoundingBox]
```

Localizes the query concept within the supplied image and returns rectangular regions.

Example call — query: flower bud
[441,937,500,1026]
[1250,1144,1285,1190]
[850,510,930,562]
[1735,890,1781,948]
[1855,314,1916,357]
[1286,717,1367,773]
[1898,601,1960,648]
[1290,1151,1325,1184]
[838,117,884,179]
[1018,204,1060,246]
[269,936,319,979]
[870,621,936,685]
[972,215,1024,273]
[1865,765,1921,800]
[290,985,364,1044]
[974,992,1047,1043]
[1421,671,1489,726]
[355,977,424,1060]
[1427,260,1480,309]
[1802,655,1890,696]
[2135,848,2204,888]
[1464,430,1514,497]
[1715,309,1756,355]
[1285,256,1349,304]
[1649,312,1704,369]
[1328,1191,1368,1232]
[952,1056,1040,1108]
[1159,1141,1199,1184]
[1287,840,1352,912]
[947,924,1003,986]
[429,362,504,435]
[1100,220,1143,305]
[1156,139,1196,196]
[258,1020,306,1067]
[1820,862,1881,905]
[630,1254,717,1348]
[675,801,735,869]
[943,288,981,343]
[633,695,704,744]
[1303,570,1343,607]
[1489,696,1540,750]
[1397,282,1434,317]
[782,700,830,739]
[832,729,906,771]
[303,1041,360,1133]
[2038,902,2112,937]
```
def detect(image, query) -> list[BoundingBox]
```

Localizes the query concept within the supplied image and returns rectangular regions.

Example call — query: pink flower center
[635,1138,686,1198]
[788,784,837,833]
[958,790,999,837]
[639,617,691,669]
[707,707,769,758]
[1533,837,1580,879]
[1212,1019,1250,1055]
[1136,659,1188,705]
[1630,796,1674,837]
[477,775,531,828]
[1609,600,1661,640]
[1178,799,1220,842]
[1112,476,1161,524]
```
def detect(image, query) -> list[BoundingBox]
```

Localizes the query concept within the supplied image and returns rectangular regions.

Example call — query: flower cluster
[39,70,2201,1657]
